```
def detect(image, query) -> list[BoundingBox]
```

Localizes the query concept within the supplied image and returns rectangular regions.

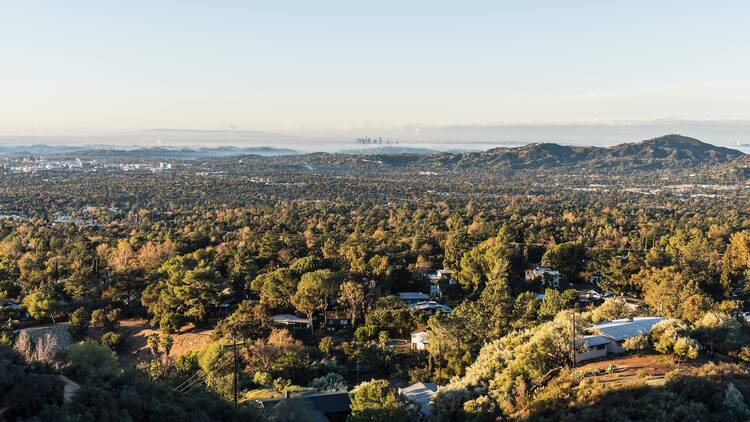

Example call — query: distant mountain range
[0,145,298,158]
[0,134,746,174]
[437,134,744,171]
[256,134,748,175]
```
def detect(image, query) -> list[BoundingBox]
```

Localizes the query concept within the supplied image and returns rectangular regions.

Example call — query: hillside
[249,134,746,175]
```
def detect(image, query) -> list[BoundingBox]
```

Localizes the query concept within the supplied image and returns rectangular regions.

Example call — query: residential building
[256,391,350,422]
[324,310,352,332]
[411,330,429,351]
[398,292,429,305]
[400,382,438,417]
[589,316,666,354]
[525,266,561,289]
[271,314,312,330]
[575,335,610,363]
[409,301,452,315]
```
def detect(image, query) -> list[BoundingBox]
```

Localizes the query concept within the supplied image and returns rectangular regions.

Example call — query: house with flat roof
[575,335,611,363]
[589,316,666,354]
[409,301,452,315]
[400,382,438,417]
[256,391,350,422]
[271,314,312,330]
[398,292,429,304]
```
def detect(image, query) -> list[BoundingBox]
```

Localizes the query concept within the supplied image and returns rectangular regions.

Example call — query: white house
[411,330,429,351]
[271,314,312,330]
[575,335,611,363]
[525,266,561,289]
[591,316,665,353]
[400,382,438,417]
[573,317,666,363]
[427,269,457,299]
[399,292,430,305]
[409,301,453,315]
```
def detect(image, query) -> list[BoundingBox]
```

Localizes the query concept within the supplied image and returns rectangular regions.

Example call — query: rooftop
[271,314,311,325]
[399,382,438,416]
[591,317,665,341]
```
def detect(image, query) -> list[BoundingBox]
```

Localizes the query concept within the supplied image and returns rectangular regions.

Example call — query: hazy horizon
[3,1,750,143]
[2,119,750,154]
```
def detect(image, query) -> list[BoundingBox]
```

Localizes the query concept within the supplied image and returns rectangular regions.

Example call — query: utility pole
[232,342,238,407]
[571,309,577,368]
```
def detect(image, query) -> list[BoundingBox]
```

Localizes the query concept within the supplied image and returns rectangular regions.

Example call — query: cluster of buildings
[0,156,175,175]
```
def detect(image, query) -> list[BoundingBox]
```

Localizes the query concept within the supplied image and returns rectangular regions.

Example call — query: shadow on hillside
[523,371,750,422]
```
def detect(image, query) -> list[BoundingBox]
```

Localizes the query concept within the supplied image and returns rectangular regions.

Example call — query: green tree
[142,252,223,330]
[348,379,420,422]
[541,241,587,283]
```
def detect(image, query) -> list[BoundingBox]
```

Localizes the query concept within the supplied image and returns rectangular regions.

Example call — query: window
[595,344,606,350]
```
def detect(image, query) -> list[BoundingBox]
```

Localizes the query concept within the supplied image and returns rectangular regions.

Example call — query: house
[256,391,350,422]
[427,269,457,299]
[271,314,312,330]
[590,316,666,354]
[324,310,352,332]
[411,330,429,351]
[576,289,604,305]
[525,266,561,289]
[400,382,438,417]
[409,301,452,315]
[575,335,610,363]
[398,292,429,305]
[574,317,666,363]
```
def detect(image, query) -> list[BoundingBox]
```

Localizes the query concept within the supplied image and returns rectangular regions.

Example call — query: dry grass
[576,353,682,387]
[118,319,213,364]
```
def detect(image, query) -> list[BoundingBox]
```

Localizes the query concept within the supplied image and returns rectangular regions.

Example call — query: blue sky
[2,1,750,144]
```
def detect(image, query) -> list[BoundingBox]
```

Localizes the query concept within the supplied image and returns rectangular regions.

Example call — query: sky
[2,1,750,147]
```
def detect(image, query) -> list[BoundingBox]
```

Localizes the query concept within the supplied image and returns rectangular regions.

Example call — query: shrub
[100,331,124,352]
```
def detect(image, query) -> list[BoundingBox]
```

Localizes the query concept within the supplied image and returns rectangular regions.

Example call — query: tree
[21,290,61,322]
[339,281,366,326]
[65,340,122,381]
[591,298,634,322]
[91,307,120,331]
[650,319,701,362]
[142,252,223,330]
[292,270,335,332]
[310,372,347,392]
[638,267,699,319]
[212,301,272,341]
[252,269,297,310]
[348,379,420,422]
[69,307,91,341]
[456,234,512,296]
[542,241,587,283]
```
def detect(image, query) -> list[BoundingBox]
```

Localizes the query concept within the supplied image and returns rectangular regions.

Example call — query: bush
[65,340,122,381]
[159,312,183,333]
[100,331,124,352]
[69,307,90,341]
[623,335,650,353]
[91,308,120,331]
